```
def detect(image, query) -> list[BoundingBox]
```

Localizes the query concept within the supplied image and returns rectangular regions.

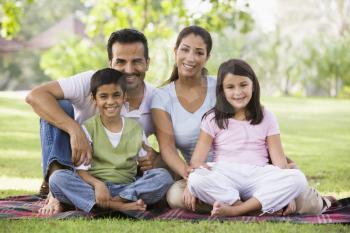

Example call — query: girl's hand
[183,185,197,212]
[94,183,111,209]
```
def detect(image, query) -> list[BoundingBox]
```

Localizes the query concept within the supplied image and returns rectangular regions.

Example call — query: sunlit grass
[0,94,349,231]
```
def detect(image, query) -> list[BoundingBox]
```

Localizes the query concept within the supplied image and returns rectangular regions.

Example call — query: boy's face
[109,42,149,92]
[94,83,125,119]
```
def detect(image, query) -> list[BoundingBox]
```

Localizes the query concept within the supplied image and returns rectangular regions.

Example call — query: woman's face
[175,33,209,79]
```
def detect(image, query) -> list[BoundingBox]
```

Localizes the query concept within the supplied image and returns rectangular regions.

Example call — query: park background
[0,0,350,232]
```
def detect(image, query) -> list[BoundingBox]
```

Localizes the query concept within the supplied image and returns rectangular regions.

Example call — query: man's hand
[183,185,197,212]
[94,182,111,209]
[69,125,92,166]
[137,143,157,172]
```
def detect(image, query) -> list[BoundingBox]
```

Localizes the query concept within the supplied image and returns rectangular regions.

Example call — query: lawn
[0,92,349,232]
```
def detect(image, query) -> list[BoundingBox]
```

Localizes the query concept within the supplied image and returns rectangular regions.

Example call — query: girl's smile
[223,73,253,113]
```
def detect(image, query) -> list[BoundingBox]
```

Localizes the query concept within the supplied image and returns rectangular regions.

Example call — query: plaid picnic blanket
[1,195,350,224]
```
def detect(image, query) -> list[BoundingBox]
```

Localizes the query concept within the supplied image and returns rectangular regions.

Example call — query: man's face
[109,42,149,91]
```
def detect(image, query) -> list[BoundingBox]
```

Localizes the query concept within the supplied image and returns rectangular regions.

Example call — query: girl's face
[93,83,125,120]
[175,33,209,78]
[223,73,253,113]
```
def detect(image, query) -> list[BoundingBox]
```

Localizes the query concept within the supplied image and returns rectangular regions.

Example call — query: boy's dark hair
[90,68,127,98]
[107,28,149,61]
[165,25,212,84]
[204,59,263,129]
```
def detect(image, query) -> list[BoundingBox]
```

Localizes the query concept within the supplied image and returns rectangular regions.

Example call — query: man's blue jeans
[40,100,75,178]
[49,168,174,212]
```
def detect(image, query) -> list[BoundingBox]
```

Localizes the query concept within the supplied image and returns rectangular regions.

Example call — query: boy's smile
[94,83,125,120]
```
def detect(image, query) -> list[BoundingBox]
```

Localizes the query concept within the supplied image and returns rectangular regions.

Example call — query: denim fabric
[40,100,74,177]
[49,168,173,213]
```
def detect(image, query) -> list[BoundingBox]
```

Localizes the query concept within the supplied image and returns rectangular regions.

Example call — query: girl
[187,59,308,216]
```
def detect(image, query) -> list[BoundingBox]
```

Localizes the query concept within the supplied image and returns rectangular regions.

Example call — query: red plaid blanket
[1,195,349,224]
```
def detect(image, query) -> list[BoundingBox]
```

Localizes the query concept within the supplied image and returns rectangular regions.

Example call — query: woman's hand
[283,199,296,215]
[183,185,197,212]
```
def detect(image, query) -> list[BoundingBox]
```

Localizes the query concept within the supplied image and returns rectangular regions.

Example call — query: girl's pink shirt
[201,109,280,166]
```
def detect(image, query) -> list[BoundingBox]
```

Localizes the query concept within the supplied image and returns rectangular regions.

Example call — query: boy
[48,68,173,213]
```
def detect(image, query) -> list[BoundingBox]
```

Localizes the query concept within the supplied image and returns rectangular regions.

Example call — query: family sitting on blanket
[26,26,335,216]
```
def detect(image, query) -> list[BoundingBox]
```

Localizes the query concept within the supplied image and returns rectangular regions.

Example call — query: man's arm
[26,81,91,165]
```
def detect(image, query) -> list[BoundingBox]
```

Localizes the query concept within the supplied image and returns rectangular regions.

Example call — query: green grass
[0,220,349,233]
[0,93,349,232]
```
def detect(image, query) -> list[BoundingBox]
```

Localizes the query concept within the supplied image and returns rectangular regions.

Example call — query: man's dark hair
[107,28,149,61]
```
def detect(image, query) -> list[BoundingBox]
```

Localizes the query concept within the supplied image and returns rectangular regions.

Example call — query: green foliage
[82,0,253,40]
[40,37,107,80]
[0,0,23,38]
[39,0,254,81]
[303,32,350,96]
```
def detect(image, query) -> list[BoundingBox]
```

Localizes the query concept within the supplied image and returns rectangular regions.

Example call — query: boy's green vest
[84,115,143,184]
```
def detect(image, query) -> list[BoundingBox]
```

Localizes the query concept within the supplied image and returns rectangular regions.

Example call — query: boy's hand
[94,183,111,209]
[138,143,157,171]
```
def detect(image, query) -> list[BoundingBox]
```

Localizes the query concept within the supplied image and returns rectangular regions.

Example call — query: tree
[40,0,254,82]
[0,0,33,38]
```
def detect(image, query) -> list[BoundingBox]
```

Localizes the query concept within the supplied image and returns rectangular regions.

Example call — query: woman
[151,25,215,212]
[151,26,334,215]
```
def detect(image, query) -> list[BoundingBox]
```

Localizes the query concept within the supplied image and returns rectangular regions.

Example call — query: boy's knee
[149,168,174,186]
[48,170,70,190]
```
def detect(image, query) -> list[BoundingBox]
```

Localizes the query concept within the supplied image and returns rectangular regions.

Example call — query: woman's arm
[267,134,288,169]
[152,108,188,179]
[190,129,213,168]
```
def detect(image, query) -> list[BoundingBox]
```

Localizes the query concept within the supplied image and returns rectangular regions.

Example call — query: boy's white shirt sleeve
[75,125,93,170]
[138,131,148,157]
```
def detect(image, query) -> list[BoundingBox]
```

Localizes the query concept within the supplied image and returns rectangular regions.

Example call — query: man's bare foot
[109,199,147,212]
[38,192,63,215]
[322,195,337,211]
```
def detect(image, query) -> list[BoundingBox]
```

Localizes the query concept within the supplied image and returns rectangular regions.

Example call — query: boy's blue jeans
[40,100,75,178]
[49,168,174,212]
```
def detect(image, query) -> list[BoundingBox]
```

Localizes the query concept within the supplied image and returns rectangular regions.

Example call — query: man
[26,29,165,214]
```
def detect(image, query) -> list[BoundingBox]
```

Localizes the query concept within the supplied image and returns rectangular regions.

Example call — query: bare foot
[322,195,337,211]
[323,196,337,205]
[282,199,296,216]
[109,199,146,212]
[211,201,235,217]
[38,192,63,215]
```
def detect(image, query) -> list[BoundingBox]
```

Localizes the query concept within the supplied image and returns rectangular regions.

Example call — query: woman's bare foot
[38,192,63,215]
[211,201,236,217]
[109,199,147,212]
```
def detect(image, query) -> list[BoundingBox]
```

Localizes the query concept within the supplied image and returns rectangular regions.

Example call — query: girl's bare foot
[38,192,63,215]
